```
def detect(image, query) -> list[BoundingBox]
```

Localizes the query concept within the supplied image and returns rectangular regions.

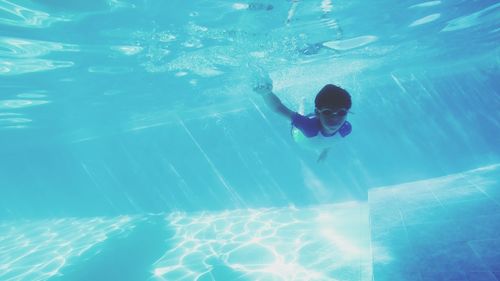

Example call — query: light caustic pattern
[152,203,372,281]
[0,216,135,281]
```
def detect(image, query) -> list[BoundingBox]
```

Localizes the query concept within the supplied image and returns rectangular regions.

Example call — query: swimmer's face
[315,107,348,134]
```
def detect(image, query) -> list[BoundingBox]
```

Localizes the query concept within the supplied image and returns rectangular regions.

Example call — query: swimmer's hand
[253,80,273,95]
[250,69,293,119]
[250,64,273,95]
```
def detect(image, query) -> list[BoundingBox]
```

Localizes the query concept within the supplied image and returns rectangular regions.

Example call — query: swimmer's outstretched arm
[253,82,294,119]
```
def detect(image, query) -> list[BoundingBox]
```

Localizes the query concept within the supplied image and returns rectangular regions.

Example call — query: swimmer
[253,77,352,162]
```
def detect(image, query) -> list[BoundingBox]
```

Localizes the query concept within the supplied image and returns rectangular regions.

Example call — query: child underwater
[253,73,352,162]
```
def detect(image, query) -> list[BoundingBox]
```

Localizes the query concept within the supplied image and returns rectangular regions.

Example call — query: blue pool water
[0,0,499,280]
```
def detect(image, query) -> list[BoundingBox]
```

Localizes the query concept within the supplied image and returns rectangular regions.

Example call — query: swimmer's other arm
[317,148,330,163]
[253,82,294,119]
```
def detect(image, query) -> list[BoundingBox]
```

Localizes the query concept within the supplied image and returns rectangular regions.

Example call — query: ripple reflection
[0,36,77,75]
[0,37,78,58]
[0,0,71,28]
[0,99,50,109]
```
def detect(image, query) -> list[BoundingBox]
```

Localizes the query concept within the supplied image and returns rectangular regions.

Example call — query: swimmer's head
[314,84,351,110]
[314,84,351,135]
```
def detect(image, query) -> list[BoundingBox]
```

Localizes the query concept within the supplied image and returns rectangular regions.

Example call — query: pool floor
[1,164,498,281]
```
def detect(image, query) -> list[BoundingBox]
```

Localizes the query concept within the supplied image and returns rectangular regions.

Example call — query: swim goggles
[315,107,349,117]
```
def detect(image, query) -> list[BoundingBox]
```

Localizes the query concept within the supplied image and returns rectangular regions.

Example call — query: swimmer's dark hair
[314,84,351,109]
